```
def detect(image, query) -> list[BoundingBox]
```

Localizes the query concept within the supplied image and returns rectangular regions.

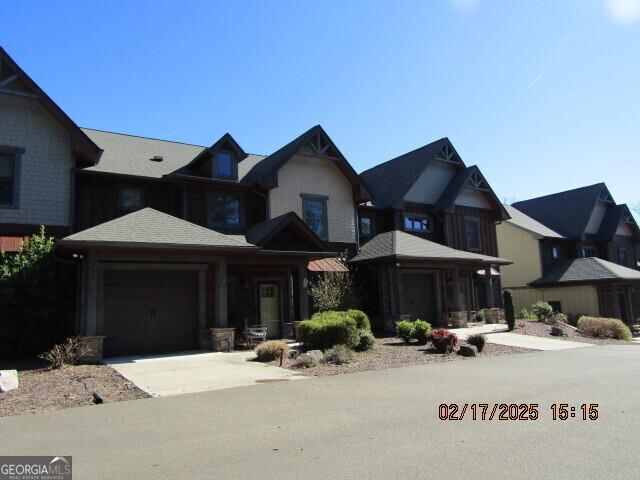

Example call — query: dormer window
[213,151,234,179]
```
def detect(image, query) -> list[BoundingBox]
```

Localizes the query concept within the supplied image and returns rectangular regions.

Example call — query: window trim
[551,245,560,260]
[212,151,237,180]
[206,192,243,231]
[0,146,24,209]
[301,193,329,240]
[117,186,145,212]
[359,215,373,237]
[464,216,482,252]
[403,214,432,233]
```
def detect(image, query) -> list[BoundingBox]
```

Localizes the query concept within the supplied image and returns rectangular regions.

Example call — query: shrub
[322,345,356,365]
[396,320,414,344]
[430,328,458,354]
[308,264,360,312]
[356,330,376,351]
[503,290,515,331]
[38,337,88,369]
[346,309,371,331]
[255,340,290,362]
[412,320,432,345]
[518,308,537,321]
[475,310,485,323]
[531,302,553,322]
[294,354,317,369]
[299,312,359,350]
[467,333,486,353]
[577,316,632,341]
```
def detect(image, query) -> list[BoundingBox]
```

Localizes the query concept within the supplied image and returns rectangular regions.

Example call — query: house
[1,47,371,358]
[497,184,640,324]
[352,138,511,329]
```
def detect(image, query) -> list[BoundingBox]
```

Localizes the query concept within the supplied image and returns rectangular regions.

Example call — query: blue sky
[2,0,639,213]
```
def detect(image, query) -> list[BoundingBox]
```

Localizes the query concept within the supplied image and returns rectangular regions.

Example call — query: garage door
[103,269,199,357]
[400,272,436,323]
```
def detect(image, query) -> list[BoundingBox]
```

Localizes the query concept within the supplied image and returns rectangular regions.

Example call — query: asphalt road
[1,346,638,479]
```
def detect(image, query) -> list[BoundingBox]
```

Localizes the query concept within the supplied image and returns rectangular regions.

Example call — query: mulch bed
[276,336,533,376]
[0,360,149,418]
[514,320,637,346]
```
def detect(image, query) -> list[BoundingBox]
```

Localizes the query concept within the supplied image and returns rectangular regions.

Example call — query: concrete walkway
[453,324,593,350]
[107,351,307,397]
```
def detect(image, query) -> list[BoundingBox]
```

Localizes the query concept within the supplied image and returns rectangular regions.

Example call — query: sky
[2,0,639,214]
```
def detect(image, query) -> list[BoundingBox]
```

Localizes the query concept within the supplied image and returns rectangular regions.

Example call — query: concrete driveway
[107,351,307,397]
[454,324,593,350]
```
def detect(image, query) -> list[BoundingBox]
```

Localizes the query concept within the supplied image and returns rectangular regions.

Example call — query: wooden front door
[259,284,280,339]
[400,272,436,323]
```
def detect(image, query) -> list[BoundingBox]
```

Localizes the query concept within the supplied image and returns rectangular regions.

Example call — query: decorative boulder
[457,345,478,357]
[0,370,19,393]
[550,326,565,337]
[306,350,324,362]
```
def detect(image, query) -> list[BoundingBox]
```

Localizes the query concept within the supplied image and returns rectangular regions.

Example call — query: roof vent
[150,155,163,162]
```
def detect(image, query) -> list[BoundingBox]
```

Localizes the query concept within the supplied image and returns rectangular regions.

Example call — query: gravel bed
[277,336,533,376]
[0,361,149,418]
[514,320,636,345]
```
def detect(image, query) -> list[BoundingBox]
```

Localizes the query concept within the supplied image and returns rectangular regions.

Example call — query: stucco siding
[0,94,73,226]
[496,221,542,287]
[269,154,356,244]
[510,285,600,318]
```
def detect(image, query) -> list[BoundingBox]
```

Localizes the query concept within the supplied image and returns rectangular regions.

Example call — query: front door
[400,273,435,323]
[259,284,280,339]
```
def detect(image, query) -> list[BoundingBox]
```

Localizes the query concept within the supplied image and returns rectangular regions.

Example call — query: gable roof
[58,208,257,251]
[530,257,640,286]
[512,183,612,239]
[241,125,372,201]
[434,165,509,220]
[597,204,639,241]
[504,205,565,239]
[0,47,102,165]
[179,133,248,173]
[245,212,328,251]
[351,230,511,265]
[359,138,455,208]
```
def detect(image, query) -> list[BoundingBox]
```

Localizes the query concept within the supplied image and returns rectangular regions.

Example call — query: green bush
[346,309,371,331]
[503,290,515,331]
[577,316,632,341]
[412,320,432,345]
[322,345,356,365]
[255,340,291,362]
[299,311,359,350]
[466,333,486,353]
[518,308,537,321]
[531,302,553,322]
[396,320,414,344]
[356,330,376,351]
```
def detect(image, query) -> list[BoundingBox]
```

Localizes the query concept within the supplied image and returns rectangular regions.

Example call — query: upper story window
[618,247,628,266]
[582,246,597,258]
[464,216,481,251]
[302,194,328,240]
[118,187,145,212]
[552,246,560,259]
[207,193,241,230]
[0,147,22,208]
[360,216,373,237]
[213,151,234,179]
[404,215,430,232]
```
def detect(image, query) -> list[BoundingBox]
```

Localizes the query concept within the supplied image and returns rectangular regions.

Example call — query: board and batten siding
[510,285,600,318]
[496,221,543,288]
[269,154,356,244]
[0,94,73,227]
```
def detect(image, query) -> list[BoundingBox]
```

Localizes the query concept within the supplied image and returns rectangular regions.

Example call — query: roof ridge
[359,137,448,175]
[514,182,606,205]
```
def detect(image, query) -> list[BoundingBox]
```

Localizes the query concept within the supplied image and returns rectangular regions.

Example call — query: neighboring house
[497,185,640,324]
[353,138,511,329]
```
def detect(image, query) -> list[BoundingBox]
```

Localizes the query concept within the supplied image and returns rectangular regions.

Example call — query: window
[619,247,628,266]
[359,216,373,237]
[552,246,560,259]
[464,217,481,251]
[0,148,21,208]
[404,215,430,232]
[213,151,233,178]
[118,187,144,212]
[302,194,328,239]
[582,246,597,258]
[207,194,241,229]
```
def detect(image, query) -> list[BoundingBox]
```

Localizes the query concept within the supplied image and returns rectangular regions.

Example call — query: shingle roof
[512,183,609,239]
[359,138,451,208]
[245,212,328,251]
[530,257,640,286]
[504,205,564,239]
[350,230,511,265]
[58,208,257,250]
[81,128,266,180]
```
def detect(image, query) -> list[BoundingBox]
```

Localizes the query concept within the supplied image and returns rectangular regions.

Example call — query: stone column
[298,264,309,321]
[215,258,228,327]
[484,267,494,309]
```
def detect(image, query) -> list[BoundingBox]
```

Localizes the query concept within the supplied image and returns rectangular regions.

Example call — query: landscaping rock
[457,345,478,357]
[0,370,19,393]
[306,350,324,362]
[550,326,565,337]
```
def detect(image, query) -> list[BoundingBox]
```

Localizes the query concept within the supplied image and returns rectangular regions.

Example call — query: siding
[269,154,356,244]
[510,285,600,318]
[584,202,607,234]
[403,161,456,204]
[496,221,543,288]
[455,187,492,209]
[445,206,499,257]
[0,94,73,226]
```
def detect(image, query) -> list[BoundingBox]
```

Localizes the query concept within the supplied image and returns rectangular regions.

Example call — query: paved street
[1,346,638,479]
